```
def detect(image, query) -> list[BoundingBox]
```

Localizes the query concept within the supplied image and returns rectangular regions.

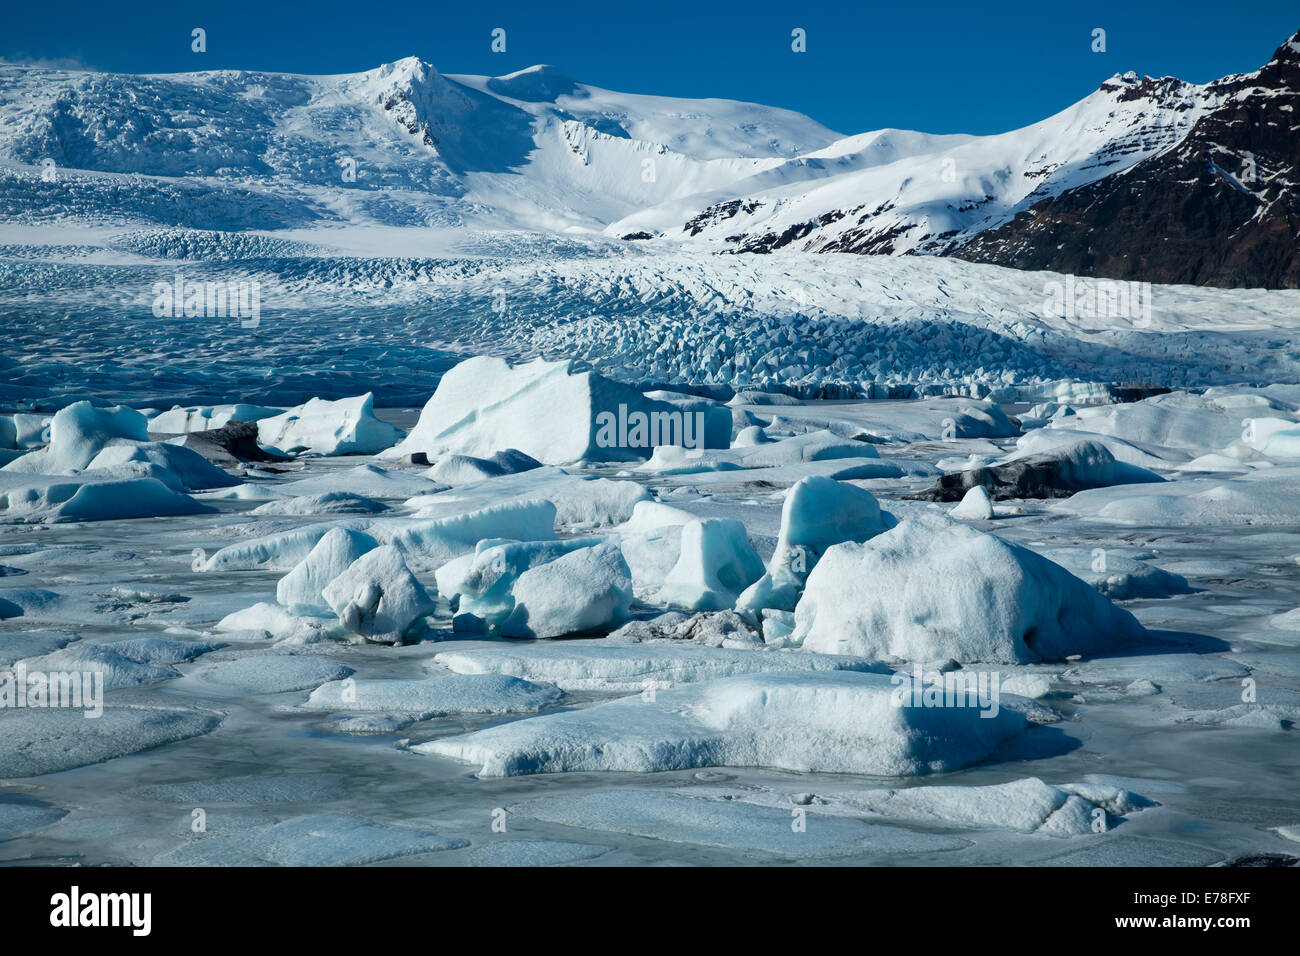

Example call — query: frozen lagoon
[1,399,1298,866]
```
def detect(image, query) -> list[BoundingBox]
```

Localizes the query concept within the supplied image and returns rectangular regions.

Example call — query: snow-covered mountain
[0,31,1296,286]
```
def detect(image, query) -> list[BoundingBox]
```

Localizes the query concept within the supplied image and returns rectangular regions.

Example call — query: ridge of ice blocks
[257,393,403,456]
[737,476,889,614]
[660,518,765,611]
[382,356,727,465]
[1049,387,1300,455]
[277,527,379,615]
[500,543,634,639]
[301,673,562,718]
[432,641,885,692]
[416,670,1028,776]
[201,497,556,572]
[792,514,1147,663]
[322,545,436,645]
[147,403,282,434]
[950,485,994,520]
[1,400,234,492]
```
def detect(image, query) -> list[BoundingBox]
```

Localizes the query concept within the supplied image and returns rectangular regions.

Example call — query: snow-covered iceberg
[792,514,1147,663]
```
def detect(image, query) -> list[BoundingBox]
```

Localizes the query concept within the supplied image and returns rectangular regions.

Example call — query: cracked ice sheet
[509,790,970,858]
[431,640,889,692]
[155,813,468,866]
[416,670,1027,777]
[0,706,223,777]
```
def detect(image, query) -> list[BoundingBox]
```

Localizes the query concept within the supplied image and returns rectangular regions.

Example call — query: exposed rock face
[175,420,289,467]
[908,440,1162,501]
[954,34,1300,289]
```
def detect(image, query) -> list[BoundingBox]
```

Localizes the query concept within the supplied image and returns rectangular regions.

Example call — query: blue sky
[2,1,1295,135]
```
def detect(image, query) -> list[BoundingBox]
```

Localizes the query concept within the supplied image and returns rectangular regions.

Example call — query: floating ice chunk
[84,440,237,490]
[428,448,541,485]
[1039,547,1192,599]
[513,790,967,857]
[0,705,222,777]
[950,485,994,519]
[433,640,880,692]
[1053,468,1300,526]
[1014,427,1187,470]
[732,425,772,447]
[158,813,467,866]
[147,403,282,434]
[418,670,1027,776]
[442,537,605,630]
[727,391,801,407]
[1060,653,1248,685]
[616,500,697,533]
[250,492,385,516]
[385,356,724,465]
[0,473,212,523]
[660,518,764,612]
[608,610,761,648]
[202,520,373,572]
[1177,704,1298,729]
[215,601,345,644]
[1052,389,1297,455]
[301,673,562,718]
[322,545,436,645]
[279,463,445,499]
[381,498,557,570]
[793,514,1147,663]
[831,777,1153,835]
[276,527,379,615]
[257,393,403,456]
[18,636,218,690]
[409,471,648,530]
[738,476,888,614]
[179,653,354,694]
[500,543,633,639]
[2,401,147,475]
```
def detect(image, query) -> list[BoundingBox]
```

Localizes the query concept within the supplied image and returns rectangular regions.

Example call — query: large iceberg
[257,393,403,456]
[383,356,728,465]
[792,514,1147,663]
